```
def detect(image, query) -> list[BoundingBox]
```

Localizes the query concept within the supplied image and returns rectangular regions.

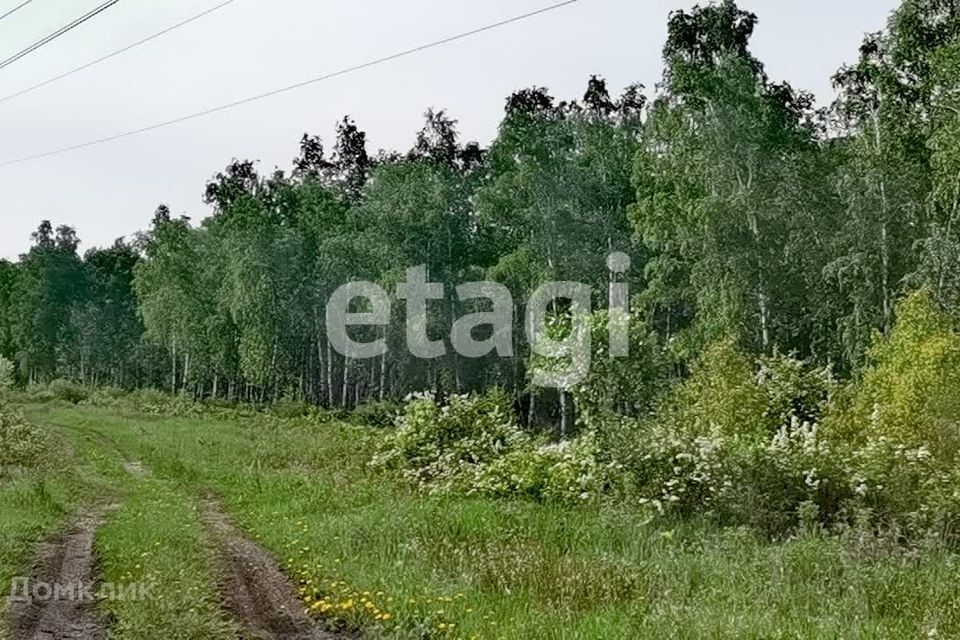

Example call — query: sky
[0,0,900,260]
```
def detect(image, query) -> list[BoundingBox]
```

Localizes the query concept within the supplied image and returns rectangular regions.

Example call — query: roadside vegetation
[1,372,956,639]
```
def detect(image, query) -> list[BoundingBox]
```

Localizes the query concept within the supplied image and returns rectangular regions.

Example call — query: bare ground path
[6,512,106,640]
[201,500,342,640]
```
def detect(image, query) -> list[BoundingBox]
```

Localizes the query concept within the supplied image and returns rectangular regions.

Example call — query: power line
[0,0,120,73]
[0,0,239,105]
[0,0,35,24]
[0,0,579,168]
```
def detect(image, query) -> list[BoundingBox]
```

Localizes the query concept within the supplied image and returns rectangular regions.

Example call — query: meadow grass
[19,403,960,639]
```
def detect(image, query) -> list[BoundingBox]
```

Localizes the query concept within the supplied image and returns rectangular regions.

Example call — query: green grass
[94,477,237,640]
[1,403,233,640]
[16,403,960,639]
[0,407,108,633]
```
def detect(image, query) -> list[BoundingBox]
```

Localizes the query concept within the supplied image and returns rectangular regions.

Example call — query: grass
[0,405,108,637]
[9,402,959,639]
[0,402,233,640]
[94,477,238,640]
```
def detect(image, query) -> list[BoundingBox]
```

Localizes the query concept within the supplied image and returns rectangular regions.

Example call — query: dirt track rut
[6,513,105,640]
[202,501,339,640]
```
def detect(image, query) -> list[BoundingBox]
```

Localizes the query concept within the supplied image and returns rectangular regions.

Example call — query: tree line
[1,0,958,425]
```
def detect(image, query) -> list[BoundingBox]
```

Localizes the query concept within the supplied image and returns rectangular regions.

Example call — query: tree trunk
[341,356,350,409]
[559,391,569,438]
[181,351,191,395]
[326,340,334,408]
[379,347,387,401]
[171,337,177,395]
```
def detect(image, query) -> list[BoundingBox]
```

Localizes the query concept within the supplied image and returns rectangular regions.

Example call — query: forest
[2,0,960,529]
[0,1,956,403]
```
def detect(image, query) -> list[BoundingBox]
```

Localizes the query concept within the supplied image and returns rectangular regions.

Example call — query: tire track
[6,512,106,640]
[201,500,341,640]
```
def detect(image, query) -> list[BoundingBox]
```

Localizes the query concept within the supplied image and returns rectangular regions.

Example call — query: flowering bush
[373,390,620,504]
[471,431,622,503]
[631,422,735,516]
[758,352,836,428]
[371,389,531,494]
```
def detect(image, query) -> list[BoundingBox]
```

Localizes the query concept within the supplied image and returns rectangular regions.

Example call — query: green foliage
[470,431,618,503]
[372,390,530,493]
[0,404,49,470]
[571,311,663,428]
[268,399,314,419]
[0,356,14,392]
[758,352,837,428]
[832,289,960,454]
[372,388,622,505]
[83,385,128,405]
[47,378,89,404]
[350,400,403,428]
[0,0,958,553]
[661,340,768,440]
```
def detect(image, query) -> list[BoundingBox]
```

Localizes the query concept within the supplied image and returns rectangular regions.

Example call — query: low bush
[83,386,128,406]
[471,431,621,503]
[372,389,532,494]
[0,356,14,392]
[48,379,89,404]
[350,400,403,428]
[269,399,314,419]
[0,403,50,470]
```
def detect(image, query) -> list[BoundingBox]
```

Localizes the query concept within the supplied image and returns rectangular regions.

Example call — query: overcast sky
[0,0,899,260]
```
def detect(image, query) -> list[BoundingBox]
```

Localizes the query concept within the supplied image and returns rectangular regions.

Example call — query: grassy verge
[26,403,960,640]
[0,404,108,625]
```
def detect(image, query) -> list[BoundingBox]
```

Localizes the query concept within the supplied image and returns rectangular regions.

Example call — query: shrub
[829,289,960,456]
[126,387,169,409]
[351,400,403,428]
[0,404,50,470]
[118,388,203,417]
[0,356,14,392]
[742,418,853,533]
[83,386,127,406]
[48,379,89,404]
[366,294,960,541]
[570,311,664,428]
[270,399,313,419]
[665,340,769,441]
[627,420,737,517]
[758,352,836,428]
[471,431,621,503]
[372,389,531,494]
[22,382,56,404]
